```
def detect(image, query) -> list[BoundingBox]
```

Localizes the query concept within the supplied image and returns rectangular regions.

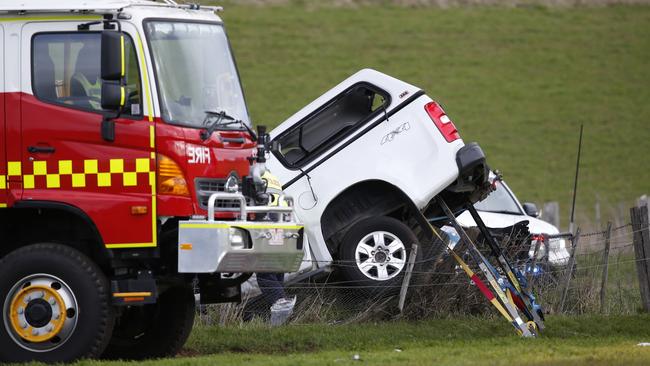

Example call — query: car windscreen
[474,181,523,215]
[145,21,251,129]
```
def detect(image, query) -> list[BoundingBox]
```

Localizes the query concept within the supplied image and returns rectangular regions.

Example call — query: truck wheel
[338,216,420,294]
[102,285,195,360]
[0,243,114,363]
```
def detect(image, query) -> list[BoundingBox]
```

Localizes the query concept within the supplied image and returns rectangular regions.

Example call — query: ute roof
[0,0,221,13]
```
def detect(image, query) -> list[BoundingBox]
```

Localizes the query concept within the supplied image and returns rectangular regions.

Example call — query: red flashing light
[425,101,460,142]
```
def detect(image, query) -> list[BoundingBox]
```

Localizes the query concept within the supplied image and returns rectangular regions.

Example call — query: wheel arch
[0,201,112,270]
[320,180,433,256]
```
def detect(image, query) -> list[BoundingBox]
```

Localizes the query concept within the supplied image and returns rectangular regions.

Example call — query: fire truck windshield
[144,21,251,129]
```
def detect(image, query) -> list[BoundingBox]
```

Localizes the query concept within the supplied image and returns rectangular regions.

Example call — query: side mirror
[101,31,125,81]
[100,80,124,111]
[100,30,126,142]
[522,202,539,218]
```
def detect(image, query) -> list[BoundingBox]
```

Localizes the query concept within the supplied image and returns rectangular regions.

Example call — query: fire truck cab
[0,0,303,362]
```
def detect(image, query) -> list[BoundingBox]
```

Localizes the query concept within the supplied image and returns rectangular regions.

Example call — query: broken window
[275,83,389,168]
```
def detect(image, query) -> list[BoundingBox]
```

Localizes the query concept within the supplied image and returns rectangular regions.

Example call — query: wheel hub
[25,298,53,328]
[3,274,79,352]
[374,250,388,263]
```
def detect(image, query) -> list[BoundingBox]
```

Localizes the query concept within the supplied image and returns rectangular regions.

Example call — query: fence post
[398,243,418,313]
[560,227,580,313]
[599,221,612,314]
[631,203,650,312]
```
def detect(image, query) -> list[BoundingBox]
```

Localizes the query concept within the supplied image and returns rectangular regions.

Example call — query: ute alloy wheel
[0,243,114,363]
[339,216,420,294]
[355,231,407,281]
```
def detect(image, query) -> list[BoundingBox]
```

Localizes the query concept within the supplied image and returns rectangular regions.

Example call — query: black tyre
[102,285,195,360]
[0,243,114,363]
[338,216,420,294]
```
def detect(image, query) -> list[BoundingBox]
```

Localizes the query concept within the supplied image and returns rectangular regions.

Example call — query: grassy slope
[23,315,650,366]
[212,3,650,228]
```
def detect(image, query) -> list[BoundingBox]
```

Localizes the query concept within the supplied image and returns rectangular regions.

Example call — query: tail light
[425,101,460,142]
[531,234,545,243]
[157,154,190,197]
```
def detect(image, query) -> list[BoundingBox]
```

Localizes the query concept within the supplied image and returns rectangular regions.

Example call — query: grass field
[202,2,650,229]
[14,315,650,366]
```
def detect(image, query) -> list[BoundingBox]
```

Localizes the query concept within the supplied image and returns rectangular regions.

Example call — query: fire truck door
[0,25,5,208]
[19,21,157,249]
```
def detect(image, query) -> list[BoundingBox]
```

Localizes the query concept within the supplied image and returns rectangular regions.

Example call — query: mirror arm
[101,108,123,143]
[101,117,115,142]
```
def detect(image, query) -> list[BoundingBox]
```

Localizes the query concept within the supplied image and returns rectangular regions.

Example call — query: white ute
[268,69,493,291]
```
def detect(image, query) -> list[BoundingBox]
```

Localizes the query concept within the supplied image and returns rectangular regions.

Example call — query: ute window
[275,84,389,168]
[32,32,142,116]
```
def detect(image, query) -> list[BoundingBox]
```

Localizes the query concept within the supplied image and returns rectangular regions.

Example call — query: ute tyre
[338,216,420,295]
[102,285,195,360]
[0,243,114,363]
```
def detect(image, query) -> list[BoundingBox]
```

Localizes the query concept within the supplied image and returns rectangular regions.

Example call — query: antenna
[568,124,584,234]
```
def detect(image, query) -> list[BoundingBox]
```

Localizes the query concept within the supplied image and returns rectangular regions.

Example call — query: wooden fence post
[398,243,418,313]
[631,203,650,312]
[599,221,612,314]
[560,227,580,313]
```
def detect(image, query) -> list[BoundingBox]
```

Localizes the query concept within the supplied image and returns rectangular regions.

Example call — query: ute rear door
[16,20,157,249]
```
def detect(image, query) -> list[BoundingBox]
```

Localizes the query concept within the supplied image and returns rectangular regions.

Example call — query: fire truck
[0,0,304,362]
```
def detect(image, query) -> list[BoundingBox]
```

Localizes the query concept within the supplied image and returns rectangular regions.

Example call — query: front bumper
[178,193,304,273]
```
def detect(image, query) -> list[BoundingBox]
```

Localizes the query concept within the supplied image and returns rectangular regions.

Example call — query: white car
[267,69,493,292]
[455,176,570,267]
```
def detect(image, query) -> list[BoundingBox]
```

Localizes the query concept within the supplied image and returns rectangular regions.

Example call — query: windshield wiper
[200,110,257,141]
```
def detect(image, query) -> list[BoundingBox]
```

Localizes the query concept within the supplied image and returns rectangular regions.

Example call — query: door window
[32,32,142,116]
[274,83,389,168]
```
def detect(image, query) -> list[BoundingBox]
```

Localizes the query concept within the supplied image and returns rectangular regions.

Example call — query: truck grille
[195,178,242,212]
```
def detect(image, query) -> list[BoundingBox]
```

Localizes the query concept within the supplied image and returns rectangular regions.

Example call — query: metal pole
[569,124,584,234]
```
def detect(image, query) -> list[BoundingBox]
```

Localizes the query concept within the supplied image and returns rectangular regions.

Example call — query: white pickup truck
[267,69,492,291]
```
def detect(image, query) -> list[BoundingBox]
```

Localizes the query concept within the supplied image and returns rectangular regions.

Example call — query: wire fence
[195,219,649,326]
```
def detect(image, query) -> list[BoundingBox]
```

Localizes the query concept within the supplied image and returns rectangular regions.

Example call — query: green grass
[201,2,650,228]
[17,315,650,365]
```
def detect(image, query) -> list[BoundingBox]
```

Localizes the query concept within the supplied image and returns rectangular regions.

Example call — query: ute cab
[0,1,302,362]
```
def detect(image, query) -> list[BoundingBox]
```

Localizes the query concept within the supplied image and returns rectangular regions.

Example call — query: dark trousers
[256,273,286,306]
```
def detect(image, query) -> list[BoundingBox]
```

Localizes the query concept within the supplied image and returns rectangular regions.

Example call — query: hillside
[207,2,650,228]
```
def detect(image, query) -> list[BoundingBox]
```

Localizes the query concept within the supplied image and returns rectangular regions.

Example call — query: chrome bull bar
[178,193,304,274]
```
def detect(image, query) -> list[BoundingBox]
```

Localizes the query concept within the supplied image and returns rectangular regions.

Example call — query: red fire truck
[0,0,303,362]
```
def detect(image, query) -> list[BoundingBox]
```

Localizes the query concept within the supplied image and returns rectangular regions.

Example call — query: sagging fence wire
[195,222,649,326]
